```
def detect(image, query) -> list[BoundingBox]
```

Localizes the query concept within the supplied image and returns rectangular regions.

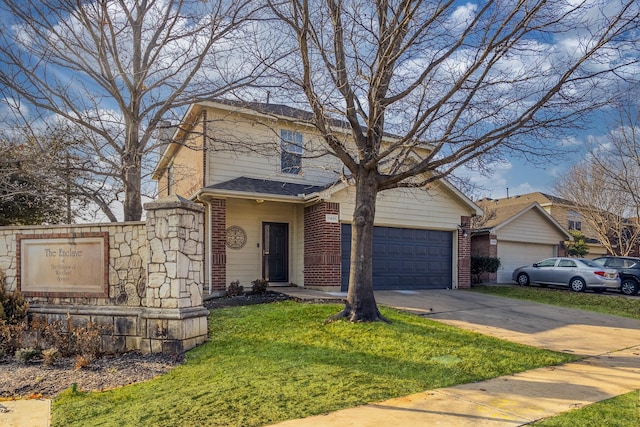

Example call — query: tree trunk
[122,117,143,222]
[329,170,389,323]
[123,158,143,222]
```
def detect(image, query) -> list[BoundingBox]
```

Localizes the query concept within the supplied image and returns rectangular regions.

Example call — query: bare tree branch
[0,0,271,220]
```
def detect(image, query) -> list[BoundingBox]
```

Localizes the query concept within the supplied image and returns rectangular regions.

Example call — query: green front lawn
[532,390,640,426]
[471,285,640,319]
[52,301,576,426]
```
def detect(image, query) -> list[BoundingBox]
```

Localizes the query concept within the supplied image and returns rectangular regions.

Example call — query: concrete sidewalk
[270,287,640,426]
[0,399,50,427]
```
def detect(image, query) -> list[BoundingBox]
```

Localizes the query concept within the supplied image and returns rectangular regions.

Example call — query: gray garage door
[341,224,452,291]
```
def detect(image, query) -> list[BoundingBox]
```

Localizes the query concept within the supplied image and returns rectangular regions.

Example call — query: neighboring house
[152,99,481,294]
[472,201,572,283]
[478,192,609,259]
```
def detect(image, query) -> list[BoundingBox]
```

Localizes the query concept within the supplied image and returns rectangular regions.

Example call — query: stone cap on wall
[144,195,205,213]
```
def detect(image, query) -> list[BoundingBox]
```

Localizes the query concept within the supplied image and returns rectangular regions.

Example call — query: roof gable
[476,200,571,239]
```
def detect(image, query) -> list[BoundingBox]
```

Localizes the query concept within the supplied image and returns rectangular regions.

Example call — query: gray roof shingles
[205,177,329,197]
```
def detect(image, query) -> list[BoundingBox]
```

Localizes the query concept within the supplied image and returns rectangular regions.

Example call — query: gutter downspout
[195,191,212,296]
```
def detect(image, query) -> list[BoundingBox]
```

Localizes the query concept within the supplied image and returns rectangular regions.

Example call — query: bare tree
[267,0,640,321]
[555,99,640,256]
[1,122,114,222]
[0,133,74,225]
[0,0,269,221]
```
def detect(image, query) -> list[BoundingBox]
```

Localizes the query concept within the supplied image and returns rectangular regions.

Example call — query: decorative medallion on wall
[225,225,247,249]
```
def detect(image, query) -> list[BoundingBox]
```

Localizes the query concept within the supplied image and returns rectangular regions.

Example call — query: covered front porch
[193,177,341,295]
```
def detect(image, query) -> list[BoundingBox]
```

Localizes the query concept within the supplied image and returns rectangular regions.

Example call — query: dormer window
[280,130,303,174]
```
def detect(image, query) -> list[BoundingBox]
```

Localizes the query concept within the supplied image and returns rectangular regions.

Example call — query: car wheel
[516,273,530,286]
[620,279,639,296]
[569,277,586,292]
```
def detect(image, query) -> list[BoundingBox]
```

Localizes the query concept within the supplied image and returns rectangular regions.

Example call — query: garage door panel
[387,244,401,255]
[341,224,452,290]
[497,241,557,283]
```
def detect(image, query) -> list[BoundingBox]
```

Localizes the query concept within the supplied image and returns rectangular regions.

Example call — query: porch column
[210,198,227,292]
[471,232,498,283]
[457,215,472,289]
[304,202,341,289]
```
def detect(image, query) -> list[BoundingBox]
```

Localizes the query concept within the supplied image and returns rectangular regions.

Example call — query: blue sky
[469,113,616,200]
[1,0,638,213]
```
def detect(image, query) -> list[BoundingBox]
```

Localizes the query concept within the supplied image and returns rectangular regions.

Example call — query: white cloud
[446,3,478,33]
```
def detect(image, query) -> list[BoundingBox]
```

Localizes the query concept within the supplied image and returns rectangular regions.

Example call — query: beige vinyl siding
[170,113,205,198]
[586,244,608,259]
[495,209,566,283]
[498,209,566,245]
[225,199,304,287]
[331,182,470,230]
[205,108,342,187]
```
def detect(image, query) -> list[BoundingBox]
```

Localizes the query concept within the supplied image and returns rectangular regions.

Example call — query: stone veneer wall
[144,196,209,353]
[0,195,209,354]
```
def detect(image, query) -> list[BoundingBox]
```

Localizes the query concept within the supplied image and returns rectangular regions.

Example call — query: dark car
[592,256,640,296]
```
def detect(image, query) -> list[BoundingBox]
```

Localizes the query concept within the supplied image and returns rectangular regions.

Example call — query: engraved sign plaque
[18,233,108,297]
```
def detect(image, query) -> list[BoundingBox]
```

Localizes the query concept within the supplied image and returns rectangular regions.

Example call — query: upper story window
[568,210,581,231]
[280,130,303,174]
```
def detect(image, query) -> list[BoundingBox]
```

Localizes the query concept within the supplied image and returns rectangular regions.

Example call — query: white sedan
[512,257,620,293]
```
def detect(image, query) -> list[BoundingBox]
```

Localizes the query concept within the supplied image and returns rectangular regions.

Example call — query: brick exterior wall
[210,198,227,291]
[304,202,341,288]
[457,216,472,288]
[471,232,498,283]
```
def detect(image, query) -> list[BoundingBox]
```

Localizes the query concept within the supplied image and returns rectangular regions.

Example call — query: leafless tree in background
[267,0,640,321]
[0,0,270,221]
[0,126,83,224]
[1,122,112,222]
[555,99,640,256]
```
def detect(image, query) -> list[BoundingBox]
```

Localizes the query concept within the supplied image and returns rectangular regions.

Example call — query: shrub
[227,280,244,297]
[0,320,26,357]
[251,278,269,294]
[471,256,501,284]
[36,313,113,358]
[0,269,29,324]
[15,347,41,364]
[74,355,91,370]
[42,347,61,366]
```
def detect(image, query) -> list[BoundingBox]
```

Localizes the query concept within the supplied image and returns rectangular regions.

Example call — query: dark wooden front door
[262,222,288,282]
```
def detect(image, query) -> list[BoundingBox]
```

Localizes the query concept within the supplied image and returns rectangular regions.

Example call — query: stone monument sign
[17,232,108,297]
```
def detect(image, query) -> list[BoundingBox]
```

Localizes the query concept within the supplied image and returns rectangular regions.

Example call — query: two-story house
[152,100,481,294]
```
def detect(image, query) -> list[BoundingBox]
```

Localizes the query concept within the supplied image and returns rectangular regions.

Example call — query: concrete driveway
[374,289,640,356]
